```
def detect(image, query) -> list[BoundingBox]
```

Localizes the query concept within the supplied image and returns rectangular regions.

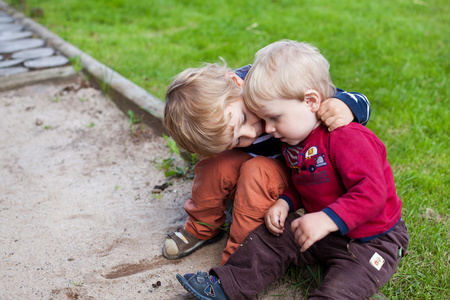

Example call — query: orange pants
[183,149,292,265]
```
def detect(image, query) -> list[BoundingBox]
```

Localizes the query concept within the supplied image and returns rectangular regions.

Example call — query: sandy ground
[0,78,300,300]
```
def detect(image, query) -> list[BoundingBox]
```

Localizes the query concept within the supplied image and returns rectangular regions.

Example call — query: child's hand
[291,211,339,252]
[265,199,289,236]
[317,98,354,131]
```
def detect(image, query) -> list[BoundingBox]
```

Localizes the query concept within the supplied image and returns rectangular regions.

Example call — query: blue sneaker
[176,271,228,300]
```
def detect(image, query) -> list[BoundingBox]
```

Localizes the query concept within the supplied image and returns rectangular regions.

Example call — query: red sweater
[280,123,402,240]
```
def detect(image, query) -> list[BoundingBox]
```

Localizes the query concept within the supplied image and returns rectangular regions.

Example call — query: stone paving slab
[0,15,13,22]
[11,46,54,59]
[0,65,27,76]
[0,30,32,41]
[0,57,23,67]
[0,23,23,31]
[0,37,45,53]
[23,55,68,69]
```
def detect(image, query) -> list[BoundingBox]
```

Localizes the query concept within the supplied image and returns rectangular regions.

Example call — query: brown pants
[212,213,409,300]
[183,149,292,265]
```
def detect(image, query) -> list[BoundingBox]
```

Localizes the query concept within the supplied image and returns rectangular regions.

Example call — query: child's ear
[229,72,244,87]
[304,90,321,112]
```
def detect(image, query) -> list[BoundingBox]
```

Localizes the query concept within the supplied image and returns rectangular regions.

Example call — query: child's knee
[196,150,251,176]
[240,156,281,180]
[238,157,288,197]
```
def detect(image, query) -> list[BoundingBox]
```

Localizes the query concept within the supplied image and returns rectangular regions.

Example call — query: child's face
[255,98,320,145]
[225,96,264,148]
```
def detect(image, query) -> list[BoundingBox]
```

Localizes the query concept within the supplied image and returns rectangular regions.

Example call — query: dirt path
[0,78,215,299]
[0,79,296,299]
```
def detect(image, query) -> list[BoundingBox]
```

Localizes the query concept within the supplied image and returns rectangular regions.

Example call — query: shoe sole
[162,230,225,260]
[176,273,210,300]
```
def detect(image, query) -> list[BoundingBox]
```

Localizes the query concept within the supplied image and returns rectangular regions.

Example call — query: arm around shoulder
[333,88,371,126]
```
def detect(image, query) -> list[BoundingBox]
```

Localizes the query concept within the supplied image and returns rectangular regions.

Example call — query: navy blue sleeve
[323,207,349,235]
[234,64,252,81]
[334,88,371,125]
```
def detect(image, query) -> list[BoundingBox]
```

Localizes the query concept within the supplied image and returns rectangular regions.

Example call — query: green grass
[7,0,449,298]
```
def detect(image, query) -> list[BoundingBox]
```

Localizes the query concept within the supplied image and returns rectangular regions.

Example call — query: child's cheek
[238,137,257,148]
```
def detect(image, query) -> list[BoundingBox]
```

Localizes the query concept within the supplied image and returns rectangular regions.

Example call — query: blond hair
[164,62,241,157]
[244,40,336,111]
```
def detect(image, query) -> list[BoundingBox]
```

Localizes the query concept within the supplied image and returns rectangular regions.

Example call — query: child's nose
[265,122,275,133]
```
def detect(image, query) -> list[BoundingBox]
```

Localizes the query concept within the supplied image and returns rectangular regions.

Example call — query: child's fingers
[276,212,288,231]
[265,215,277,234]
[291,218,300,231]
[268,224,282,235]
[280,210,289,225]
[293,225,311,251]
[266,214,283,235]
[317,98,335,116]
[300,239,314,252]
[317,109,333,122]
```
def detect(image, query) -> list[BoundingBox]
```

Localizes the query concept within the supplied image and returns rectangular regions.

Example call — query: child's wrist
[276,198,290,212]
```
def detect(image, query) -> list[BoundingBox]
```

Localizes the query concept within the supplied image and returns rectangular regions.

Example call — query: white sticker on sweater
[370,252,385,271]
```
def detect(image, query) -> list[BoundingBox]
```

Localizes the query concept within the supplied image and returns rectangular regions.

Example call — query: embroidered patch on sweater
[370,252,385,271]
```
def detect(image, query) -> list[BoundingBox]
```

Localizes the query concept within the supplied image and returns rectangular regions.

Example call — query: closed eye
[239,112,247,127]
[269,115,280,122]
